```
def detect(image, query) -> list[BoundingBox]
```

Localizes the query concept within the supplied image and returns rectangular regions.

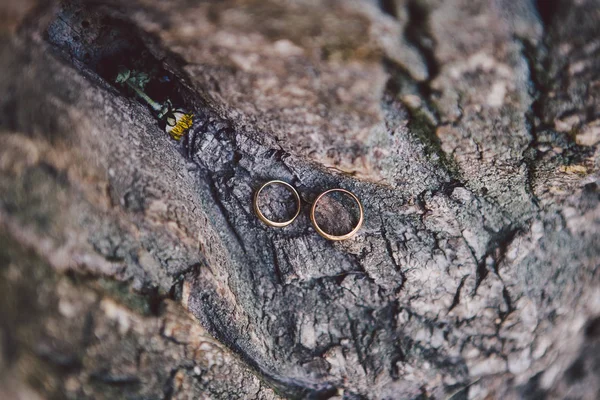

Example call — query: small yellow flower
[116,67,194,141]
[166,111,194,141]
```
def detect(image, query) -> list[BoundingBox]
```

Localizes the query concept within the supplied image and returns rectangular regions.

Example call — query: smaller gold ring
[254,180,301,228]
[310,189,364,241]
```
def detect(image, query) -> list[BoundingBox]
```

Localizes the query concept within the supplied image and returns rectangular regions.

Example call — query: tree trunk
[1,0,599,399]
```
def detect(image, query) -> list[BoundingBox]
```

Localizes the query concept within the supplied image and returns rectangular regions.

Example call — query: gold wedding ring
[254,180,301,227]
[310,188,364,241]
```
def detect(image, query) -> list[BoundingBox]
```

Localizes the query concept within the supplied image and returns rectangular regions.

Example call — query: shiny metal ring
[310,188,364,241]
[254,180,301,228]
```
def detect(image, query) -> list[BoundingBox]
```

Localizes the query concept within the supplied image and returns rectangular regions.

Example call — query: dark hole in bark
[535,0,561,27]
[313,191,360,237]
[45,0,188,129]
[565,358,586,383]
[585,316,600,338]
[379,0,398,19]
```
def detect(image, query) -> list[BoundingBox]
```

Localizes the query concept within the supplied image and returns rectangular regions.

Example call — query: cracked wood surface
[1,0,600,399]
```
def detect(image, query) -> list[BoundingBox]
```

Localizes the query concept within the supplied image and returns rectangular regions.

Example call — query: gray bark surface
[1,0,599,399]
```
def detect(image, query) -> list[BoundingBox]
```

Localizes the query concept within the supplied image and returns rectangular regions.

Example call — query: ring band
[310,188,364,241]
[254,180,301,227]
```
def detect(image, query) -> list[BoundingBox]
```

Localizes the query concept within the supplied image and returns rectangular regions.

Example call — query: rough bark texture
[1,0,599,399]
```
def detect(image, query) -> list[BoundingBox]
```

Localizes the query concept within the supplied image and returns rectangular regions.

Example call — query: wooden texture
[1,0,599,399]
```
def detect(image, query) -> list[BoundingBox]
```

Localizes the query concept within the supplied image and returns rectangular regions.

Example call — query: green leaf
[115,66,131,84]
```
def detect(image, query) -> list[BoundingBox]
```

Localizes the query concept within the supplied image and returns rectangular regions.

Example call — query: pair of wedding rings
[253,180,364,241]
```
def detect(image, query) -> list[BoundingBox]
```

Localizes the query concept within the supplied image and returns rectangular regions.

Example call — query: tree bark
[1,0,599,399]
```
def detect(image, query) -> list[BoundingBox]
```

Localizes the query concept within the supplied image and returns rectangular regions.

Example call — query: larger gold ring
[254,180,301,227]
[310,188,364,241]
